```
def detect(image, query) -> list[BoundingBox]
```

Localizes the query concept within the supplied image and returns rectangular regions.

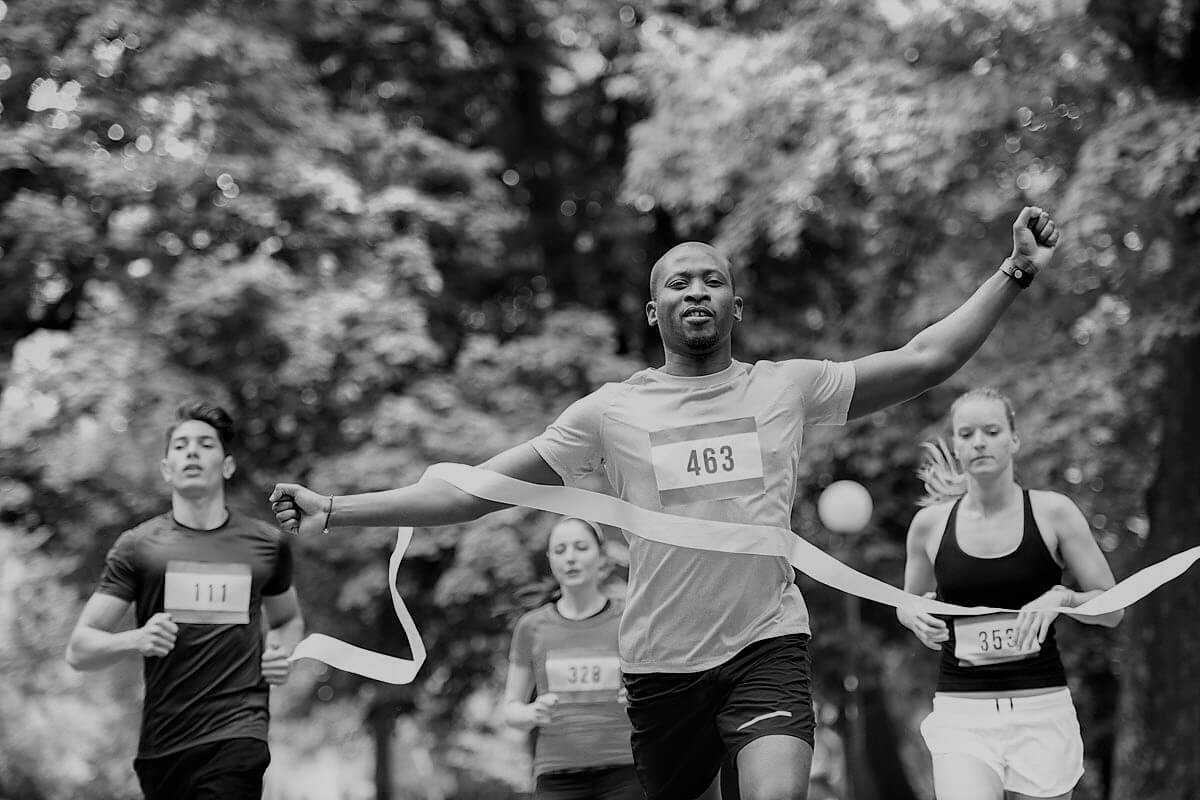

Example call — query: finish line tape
[290,464,1200,683]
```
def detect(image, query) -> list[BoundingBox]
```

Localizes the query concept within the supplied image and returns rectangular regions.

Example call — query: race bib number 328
[545,649,622,704]
[649,417,765,506]
[163,561,252,624]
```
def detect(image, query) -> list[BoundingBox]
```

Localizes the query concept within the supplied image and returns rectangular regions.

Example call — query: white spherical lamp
[817,480,873,534]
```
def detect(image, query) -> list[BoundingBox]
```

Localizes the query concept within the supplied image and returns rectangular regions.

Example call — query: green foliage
[3,0,1199,796]
[0,526,140,799]
[624,3,1197,797]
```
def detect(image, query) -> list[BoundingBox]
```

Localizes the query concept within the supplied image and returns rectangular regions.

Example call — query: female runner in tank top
[897,388,1124,800]
[503,516,639,800]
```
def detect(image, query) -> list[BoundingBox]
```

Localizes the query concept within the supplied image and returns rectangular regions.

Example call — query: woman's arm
[897,507,949,650]
[1046,491,1124,628]
[502,661,546,733]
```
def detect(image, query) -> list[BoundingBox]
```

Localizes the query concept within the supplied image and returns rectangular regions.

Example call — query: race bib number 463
[953,613,1040,666]
[649,417,765,506]
[164,561,252,624]
[545,650,622,704]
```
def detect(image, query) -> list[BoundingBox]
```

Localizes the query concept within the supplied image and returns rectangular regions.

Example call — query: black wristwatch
[998,257,1035,288]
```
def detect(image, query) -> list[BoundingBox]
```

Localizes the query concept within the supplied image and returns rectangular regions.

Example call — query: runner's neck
[659,347,734,377]
[556,587,609,620]
[171,492,230,531]
[962,475,1021,519]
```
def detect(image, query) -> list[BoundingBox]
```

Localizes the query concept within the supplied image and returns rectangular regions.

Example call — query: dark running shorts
[624,633,814,800]
[534,764,643,800]
[133,737,270,800]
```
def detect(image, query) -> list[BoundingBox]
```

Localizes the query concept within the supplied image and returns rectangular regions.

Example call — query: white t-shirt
[531,358,855,673]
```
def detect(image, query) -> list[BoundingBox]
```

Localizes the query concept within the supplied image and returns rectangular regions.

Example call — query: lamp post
[817,480,873,800]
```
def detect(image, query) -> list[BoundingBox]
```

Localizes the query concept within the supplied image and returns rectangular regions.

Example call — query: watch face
[1003,261,1032,287]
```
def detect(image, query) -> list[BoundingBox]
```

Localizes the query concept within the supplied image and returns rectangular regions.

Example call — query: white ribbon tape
[289,525,426,684]
[290,463,1200,683]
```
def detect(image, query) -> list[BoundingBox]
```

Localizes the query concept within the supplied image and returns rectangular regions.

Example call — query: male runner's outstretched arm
[270,442,560,537]
[847,206,1060,420]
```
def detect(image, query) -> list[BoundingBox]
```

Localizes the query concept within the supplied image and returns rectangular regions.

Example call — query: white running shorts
[920,688,1084,797]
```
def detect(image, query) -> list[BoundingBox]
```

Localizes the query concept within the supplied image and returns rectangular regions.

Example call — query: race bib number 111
[649,417,765,506]
[164,561,252,624]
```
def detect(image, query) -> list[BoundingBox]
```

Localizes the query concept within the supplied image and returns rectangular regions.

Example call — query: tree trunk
[860,679,920,800]
[369,702,395,800]
[1110,332,1200,799]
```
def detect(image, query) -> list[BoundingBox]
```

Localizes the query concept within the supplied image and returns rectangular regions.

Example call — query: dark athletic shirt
[509,599,633,776]
[97,509,292,757]
[934,490,1068,693]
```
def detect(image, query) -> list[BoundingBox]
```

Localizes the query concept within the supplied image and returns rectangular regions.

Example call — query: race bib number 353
[649,417,765,506]
[953,613,1040,666]
[164,561,252,624]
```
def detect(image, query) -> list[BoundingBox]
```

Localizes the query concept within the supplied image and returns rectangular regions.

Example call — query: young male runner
[271,207,1059,800]
[67,402,303,800]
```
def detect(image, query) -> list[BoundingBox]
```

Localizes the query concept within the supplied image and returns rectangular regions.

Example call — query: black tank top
[934,489,1068,692]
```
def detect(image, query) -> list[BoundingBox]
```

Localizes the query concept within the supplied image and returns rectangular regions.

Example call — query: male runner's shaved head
[649,242,734,297]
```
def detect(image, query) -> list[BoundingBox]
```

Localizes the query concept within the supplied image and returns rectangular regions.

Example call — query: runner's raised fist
[1011,206,1061,275]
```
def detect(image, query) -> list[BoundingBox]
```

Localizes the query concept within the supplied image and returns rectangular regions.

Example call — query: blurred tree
[0,524,141,799]
[3,0,1198,798]
[623,1,1197,798]
[0,1,628,796]
[1064,2,1200,798]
